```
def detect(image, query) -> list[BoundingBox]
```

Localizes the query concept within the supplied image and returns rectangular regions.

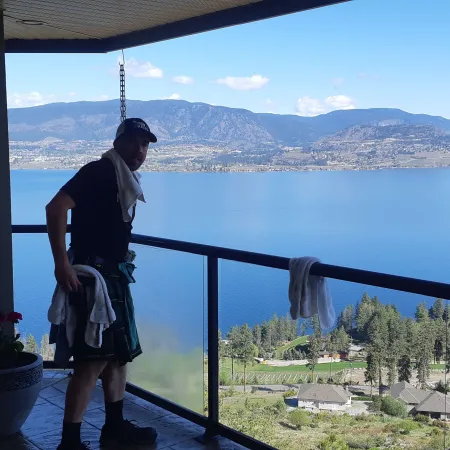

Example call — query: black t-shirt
[61,158,133,262]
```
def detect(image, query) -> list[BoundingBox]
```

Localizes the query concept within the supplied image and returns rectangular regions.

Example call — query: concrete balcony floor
[1,371,244,450]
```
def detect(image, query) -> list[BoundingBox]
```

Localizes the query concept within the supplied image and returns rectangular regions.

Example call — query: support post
[0,11,14,333]
[199,256,219,441]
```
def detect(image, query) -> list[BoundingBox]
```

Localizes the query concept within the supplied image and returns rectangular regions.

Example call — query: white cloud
[296,96,326,117]
[7,92,56,108]
[296,94,356,116]
[68,92,77,97]
[265,98,273,105]
[173,75,193,85]
[325,95,355,110]
[122,58,163,79]
[216,75,269,91]
[167,93,181,100]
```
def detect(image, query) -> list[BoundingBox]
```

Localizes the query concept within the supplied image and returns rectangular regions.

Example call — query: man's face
[117,132,149,171]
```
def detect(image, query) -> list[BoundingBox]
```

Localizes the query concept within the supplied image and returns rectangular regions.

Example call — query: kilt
[69,257,142,366]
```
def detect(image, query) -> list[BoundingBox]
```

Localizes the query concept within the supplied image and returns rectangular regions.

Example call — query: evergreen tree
[433,318,445,363]
[226,326,241,380]
[337,305,354,333]
[218,329,228,360]
[398,355,412,383]
[356,293,376,337]
[311,315,321,336]
[260,321,272,354]
[252,324,262,352]
[397,318,415,383]
[365,352,378,396]
[430,299,445,320]
[325,333,336,380]
[25,334,38,354]
[444,304,450,322]
[228,324,256,392]
[307,315,322,380]
[367,309,388,394]
[415,302,429,323]
[286,314,298,341]
[414,319,436,388]
[270,314,282,346]
[299,320,308,337]
[385,306,403,386]
[39,334,54,361]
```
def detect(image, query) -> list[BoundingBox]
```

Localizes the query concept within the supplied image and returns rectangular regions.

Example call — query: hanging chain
[120,50,126,122]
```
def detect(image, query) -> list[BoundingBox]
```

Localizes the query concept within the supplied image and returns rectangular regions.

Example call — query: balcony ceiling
[2,0,348,53]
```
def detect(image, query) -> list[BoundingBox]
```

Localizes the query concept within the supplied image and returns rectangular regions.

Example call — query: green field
[430,364,446,369]
[221,357,366,374]
[275,335,309,358]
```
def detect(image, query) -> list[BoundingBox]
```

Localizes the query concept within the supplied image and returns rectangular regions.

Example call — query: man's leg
[59,360,108,449]
[102,360,127,403]
[99,361,158,445]
[101,361,127,429]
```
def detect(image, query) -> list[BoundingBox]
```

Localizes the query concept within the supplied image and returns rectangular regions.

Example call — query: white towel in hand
[102,148,146,222]
[48,265,116,348]
[288,257,335,329]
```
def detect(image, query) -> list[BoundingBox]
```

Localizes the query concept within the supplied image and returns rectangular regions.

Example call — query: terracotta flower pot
[0,352,43,436]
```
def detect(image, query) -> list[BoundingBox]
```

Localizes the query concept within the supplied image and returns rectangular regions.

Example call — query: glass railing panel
[12,233,60,361]
[127,245,205,414]
[219,261,450,450]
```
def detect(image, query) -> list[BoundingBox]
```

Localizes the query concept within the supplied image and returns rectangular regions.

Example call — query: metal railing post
[206,255,219,438]
[0,12,14,338]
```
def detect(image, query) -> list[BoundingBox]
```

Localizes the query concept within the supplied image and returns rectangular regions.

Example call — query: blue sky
[5,0,450,117]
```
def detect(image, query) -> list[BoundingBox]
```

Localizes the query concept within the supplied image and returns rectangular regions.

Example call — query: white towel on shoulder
[48,265,116,348]
[102,148,146,222]
[288,257,335,330]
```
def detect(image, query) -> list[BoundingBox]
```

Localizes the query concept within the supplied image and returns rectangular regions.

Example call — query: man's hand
[55,261,81,292]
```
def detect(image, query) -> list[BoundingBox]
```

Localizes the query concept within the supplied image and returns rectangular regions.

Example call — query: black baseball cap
[114,118,157,145]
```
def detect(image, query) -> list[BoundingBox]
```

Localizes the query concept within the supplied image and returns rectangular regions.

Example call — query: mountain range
[8,100,450,171]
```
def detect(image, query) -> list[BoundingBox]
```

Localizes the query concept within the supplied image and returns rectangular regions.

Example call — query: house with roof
[348,344,365,359]
[390,381,430,412]
[413,391,450,420]
[297,384,351,411]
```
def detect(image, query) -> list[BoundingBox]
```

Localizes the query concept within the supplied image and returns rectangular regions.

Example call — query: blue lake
[10,168,450,347]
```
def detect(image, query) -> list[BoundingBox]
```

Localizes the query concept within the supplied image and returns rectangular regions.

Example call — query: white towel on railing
[48,265,116,348]
[102,148,145,222]
[288,257,335,329]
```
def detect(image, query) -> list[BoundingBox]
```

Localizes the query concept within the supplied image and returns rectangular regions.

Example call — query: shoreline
[9,164,450,174]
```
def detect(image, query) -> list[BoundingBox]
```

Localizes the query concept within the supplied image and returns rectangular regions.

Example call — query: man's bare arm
[46,191,81,292]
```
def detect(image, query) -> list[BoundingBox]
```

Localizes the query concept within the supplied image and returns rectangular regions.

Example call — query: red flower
[6,312,22,322]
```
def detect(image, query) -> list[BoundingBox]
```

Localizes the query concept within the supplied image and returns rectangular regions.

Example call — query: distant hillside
[8,100,450,172]
[7,100,450,149]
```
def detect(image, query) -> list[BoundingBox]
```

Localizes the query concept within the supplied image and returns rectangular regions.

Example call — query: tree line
[220,294,450,392]
[16,329,55,360]
[354,294,449,394]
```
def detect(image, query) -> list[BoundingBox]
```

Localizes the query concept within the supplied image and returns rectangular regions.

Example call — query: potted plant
[0,311,43,436]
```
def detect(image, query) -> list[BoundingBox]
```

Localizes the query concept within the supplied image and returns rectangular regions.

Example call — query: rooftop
[390,381,430,405]
[297,384,350,403]
[415,391,450,415]
[3,0,347,53]
[5,371,243,450]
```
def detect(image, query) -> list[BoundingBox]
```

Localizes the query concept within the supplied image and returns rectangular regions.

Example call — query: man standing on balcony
[46,118,158,450]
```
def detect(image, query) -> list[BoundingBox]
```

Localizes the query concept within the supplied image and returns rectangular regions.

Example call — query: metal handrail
[13,224,450,300]
[12,224,450,450]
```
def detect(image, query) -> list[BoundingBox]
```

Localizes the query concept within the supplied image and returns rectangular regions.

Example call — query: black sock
[61,421,81,444]
[105,399,124,427]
